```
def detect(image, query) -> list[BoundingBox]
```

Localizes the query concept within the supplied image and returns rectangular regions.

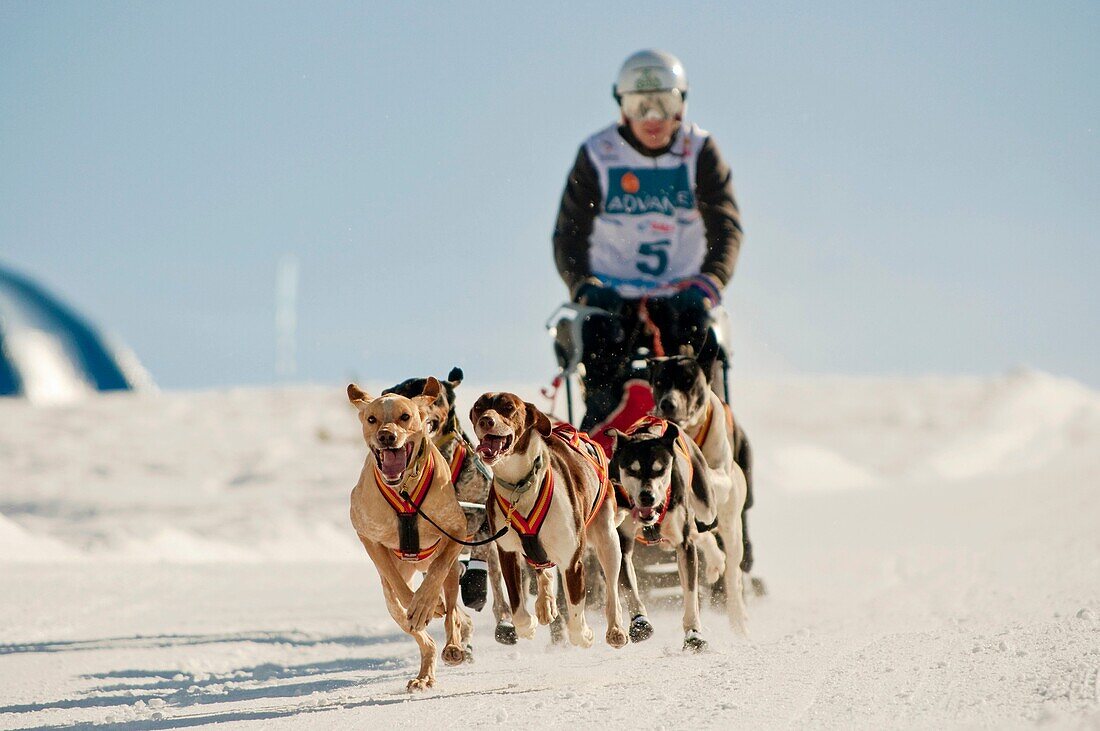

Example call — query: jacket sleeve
[552,145,602,294]
[695,136,743,288]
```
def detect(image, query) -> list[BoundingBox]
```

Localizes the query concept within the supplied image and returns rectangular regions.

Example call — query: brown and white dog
[471,393,628,649]
[383,367,517,645]
[648,355,753,633]
[348,377,471,691]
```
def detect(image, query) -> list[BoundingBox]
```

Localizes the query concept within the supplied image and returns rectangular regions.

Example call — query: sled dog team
[348,356,756,691]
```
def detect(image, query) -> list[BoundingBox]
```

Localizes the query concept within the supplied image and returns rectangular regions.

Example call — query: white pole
[275,254,298,380]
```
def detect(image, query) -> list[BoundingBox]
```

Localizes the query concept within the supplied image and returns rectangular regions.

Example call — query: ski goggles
[619,89,684,121]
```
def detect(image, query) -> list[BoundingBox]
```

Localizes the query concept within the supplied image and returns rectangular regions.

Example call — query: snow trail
[1,371,1098,728]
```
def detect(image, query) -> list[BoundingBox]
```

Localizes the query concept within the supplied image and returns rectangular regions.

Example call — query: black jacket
[552,124,743,294]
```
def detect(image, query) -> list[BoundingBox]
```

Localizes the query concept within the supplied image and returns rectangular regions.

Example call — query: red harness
[622,416,694,546]
[448,441,468,485]
[691,401,734,449]
[492,423,611,569]
[373,450,440,562]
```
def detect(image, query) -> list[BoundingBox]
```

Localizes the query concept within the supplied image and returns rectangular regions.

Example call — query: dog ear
[421,376,442,399]
[660,421,681,445]
[524,402,553,437]
[412,378,442,420]
[604,428,625,451]
[645,356,667,383]
[447,367,464,387]
[347,383,374,409]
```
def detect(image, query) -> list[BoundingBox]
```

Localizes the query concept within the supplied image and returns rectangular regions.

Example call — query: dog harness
[448,440,468,485]
[491,423,611,569]
[622,416,694,546]
[691,402,735,448]
[373,447,440,562]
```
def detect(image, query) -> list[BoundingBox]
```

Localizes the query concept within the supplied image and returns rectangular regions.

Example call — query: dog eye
[366,415,376,424]
[400,413,411,422]
[499,404,513,415]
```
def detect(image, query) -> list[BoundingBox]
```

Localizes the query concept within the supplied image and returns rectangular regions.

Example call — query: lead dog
[471,393,628,649]
[383,367,517,645]
[649,354,752,633]
[348,377,471,690]
[607,417,727,650]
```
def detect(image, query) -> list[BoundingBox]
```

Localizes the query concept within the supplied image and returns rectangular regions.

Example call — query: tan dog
[471,393,628,649]
[348,377,471,691]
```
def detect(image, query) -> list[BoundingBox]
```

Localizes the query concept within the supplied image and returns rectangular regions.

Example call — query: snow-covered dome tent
[0,264,153,403]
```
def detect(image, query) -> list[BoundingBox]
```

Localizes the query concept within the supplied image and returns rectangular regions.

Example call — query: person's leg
[578,302,639,432]
[643,293,715,365]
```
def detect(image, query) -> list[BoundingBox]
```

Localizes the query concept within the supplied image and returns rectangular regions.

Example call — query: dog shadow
[0,630,432,729]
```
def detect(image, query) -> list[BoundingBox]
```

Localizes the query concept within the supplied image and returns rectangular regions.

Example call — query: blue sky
[1,1,1097,389]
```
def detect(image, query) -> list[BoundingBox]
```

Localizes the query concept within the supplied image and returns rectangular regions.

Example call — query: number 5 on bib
[636,239,670,277]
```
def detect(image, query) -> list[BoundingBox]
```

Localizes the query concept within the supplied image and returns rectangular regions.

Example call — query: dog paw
[441,643,466,666]
[606,625,628,649]
[406,675,435,692]
[534,596,557,625]
[514,615,537,640]
[569,625,594,649]
[683,629,708,653]
[629,614,654,643]
[494,621,518,645]
[406,591,440,632]
[727,613,749,637]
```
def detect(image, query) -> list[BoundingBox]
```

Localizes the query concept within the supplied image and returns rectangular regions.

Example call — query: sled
[544,300,736,604]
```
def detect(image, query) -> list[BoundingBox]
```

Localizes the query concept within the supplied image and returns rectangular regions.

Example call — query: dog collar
[693,403,714,447]
[493,451,546,495]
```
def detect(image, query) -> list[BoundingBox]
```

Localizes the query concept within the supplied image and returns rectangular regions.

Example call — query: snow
[1,370,1098,728]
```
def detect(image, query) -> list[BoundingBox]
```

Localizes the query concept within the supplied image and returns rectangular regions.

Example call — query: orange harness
[622,416,694,546]
[491,423,610,569]
[691,402,735,449]
[448,441,468,485]
[373,450,441,563]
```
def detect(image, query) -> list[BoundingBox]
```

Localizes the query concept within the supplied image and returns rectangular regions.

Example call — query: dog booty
[629,614,654,642]
[460,559,488,611]
[683,629,707,653]
[495,621,517,645]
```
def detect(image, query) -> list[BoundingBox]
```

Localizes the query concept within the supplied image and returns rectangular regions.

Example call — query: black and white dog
[648,352,759,577]
[384,367,517,645]
[647,353,755,630]
[607,417,728,650]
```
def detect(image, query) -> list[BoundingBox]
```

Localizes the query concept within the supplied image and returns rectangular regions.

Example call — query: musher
[552,49,744,435]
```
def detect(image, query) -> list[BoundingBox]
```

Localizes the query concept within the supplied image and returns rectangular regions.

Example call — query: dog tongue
[477,435,506,459]
[379,447,408,480]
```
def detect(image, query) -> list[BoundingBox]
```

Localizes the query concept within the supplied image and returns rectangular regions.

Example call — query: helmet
[613,49,688,102]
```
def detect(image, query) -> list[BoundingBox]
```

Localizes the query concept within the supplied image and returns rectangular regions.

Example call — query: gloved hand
[571,278,623,314]
[671,274,722,309]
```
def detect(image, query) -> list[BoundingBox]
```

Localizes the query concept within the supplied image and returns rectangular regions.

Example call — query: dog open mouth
[374,443,415,485]
[476,434,513,463]
[633,506,658,525]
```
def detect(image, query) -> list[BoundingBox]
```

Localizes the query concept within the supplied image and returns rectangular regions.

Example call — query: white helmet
[613,49,688,101]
